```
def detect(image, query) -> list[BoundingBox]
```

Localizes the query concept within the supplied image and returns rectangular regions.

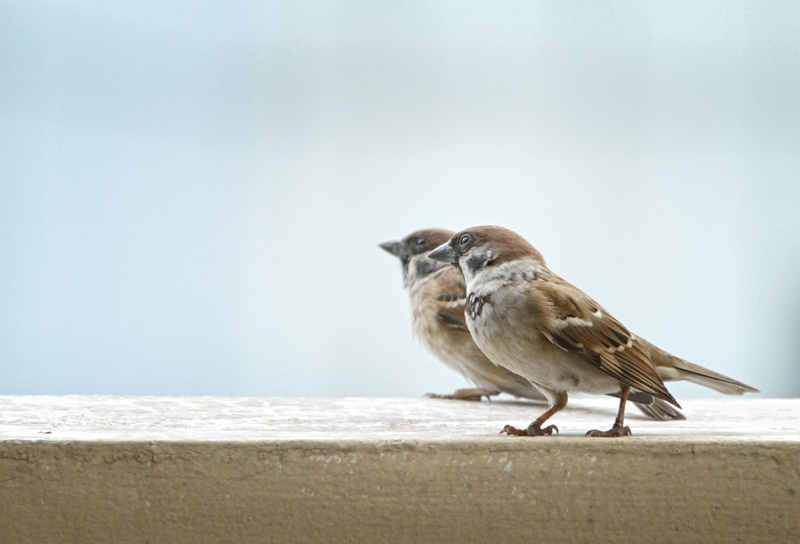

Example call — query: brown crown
[455,226,546,267]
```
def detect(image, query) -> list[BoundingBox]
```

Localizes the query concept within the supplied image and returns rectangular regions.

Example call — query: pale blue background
[2,1,798,399]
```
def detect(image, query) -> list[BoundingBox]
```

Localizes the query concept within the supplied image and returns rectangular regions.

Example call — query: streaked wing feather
[536,276,679,407]
[428,267,469,330]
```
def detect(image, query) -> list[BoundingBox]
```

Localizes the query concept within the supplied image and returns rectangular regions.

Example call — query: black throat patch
[414,257,444,278]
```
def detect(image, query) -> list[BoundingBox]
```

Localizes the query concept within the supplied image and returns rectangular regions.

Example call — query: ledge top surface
[0,396,797,443]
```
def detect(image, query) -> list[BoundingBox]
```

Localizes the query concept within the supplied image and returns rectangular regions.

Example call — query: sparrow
[380,229,688,421]
[428,226,758,437]
[380,229,546,402]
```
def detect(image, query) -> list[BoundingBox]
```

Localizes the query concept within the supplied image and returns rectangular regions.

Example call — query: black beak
[379,240,408,259]
[427,243,457,264]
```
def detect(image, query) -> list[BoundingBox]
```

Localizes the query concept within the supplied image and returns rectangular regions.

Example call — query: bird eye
[415,237,427,246]
[459,234,472,246]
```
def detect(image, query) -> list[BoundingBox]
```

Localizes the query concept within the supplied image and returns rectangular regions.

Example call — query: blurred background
[2,1,798,399]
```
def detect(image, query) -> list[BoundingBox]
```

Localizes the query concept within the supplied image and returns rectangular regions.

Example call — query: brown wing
[427,267,469,329]
[535,275,679,407]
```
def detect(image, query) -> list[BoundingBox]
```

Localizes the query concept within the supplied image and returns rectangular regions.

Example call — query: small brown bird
[428,226,758,437]
[381,228,688,421]
[381,229,544,401]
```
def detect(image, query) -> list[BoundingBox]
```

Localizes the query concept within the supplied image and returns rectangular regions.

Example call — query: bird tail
[637,337,760,396]
[632,396,687,421]
[661,360,760,395]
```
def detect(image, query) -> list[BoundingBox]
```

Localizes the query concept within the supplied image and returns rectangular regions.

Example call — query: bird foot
[501,422,558,436]
[424,388,494,402]
[585,424,631,438]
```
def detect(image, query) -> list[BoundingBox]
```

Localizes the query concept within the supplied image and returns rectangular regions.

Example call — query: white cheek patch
[466,258,544,297]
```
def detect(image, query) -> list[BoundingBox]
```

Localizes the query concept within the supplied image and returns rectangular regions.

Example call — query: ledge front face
[0,397,798,544]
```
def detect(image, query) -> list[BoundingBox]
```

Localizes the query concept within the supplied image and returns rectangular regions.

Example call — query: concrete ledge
[1,396,798,543]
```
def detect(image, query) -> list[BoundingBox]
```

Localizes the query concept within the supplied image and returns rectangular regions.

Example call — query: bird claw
[424,393,451,400]
[585,425,631,438]
[424,388,491,402]
[500,425,527,436]
[500,423,558,436]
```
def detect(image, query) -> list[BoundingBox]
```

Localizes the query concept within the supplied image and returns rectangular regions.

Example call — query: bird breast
[466,280,620,395]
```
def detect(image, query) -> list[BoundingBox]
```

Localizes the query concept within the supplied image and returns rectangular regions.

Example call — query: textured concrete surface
[2,395,798,441]
[1,396,798,543]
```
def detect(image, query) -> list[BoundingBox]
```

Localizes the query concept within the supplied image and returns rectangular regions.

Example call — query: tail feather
[637,337,759,396]
[633,398,687,421]
[664,360,760,396]
[609,391,686,421]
